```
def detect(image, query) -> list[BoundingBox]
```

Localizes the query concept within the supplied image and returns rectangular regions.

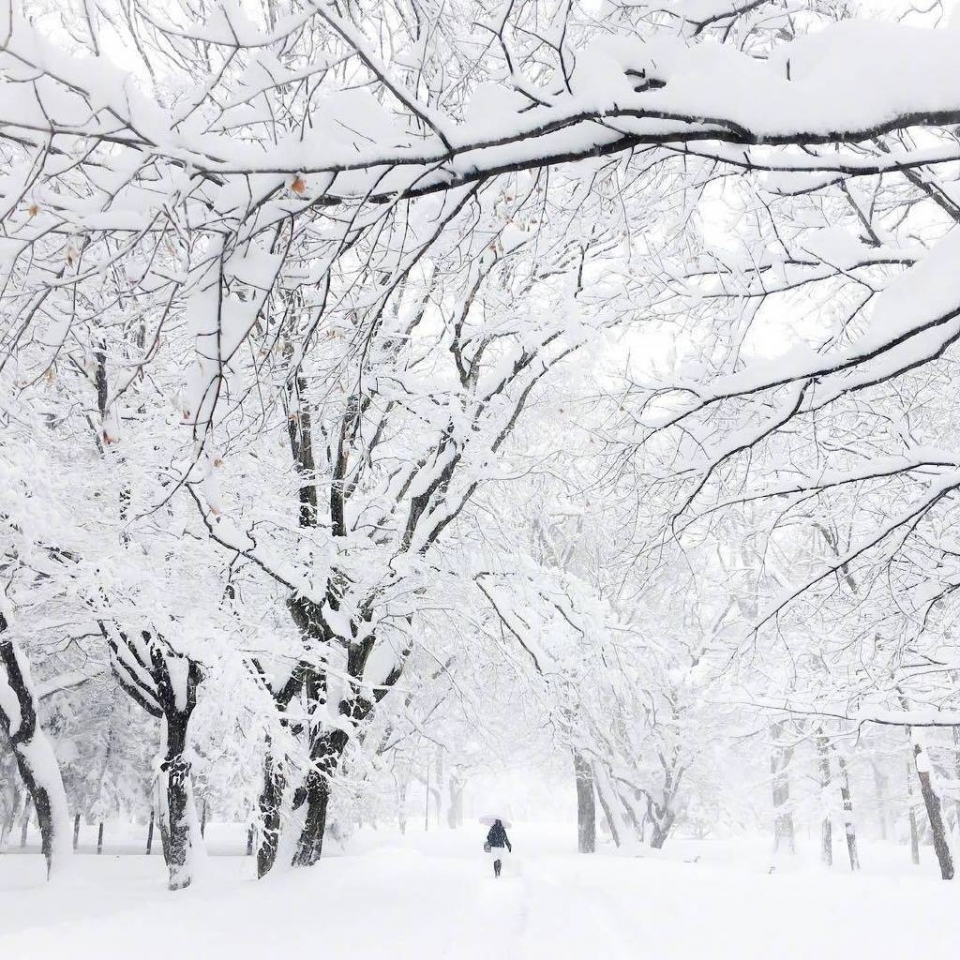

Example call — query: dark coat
[486,820,512,852]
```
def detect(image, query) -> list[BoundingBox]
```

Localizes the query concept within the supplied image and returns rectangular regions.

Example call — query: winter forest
[3,0,960,955]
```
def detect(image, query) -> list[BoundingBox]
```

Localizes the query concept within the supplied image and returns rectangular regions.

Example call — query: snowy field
[2,824,958,960]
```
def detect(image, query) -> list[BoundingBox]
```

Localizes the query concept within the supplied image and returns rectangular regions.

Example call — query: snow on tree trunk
[253,665,309,877]
[447,769,464,829]
[593,764,639,852]
[649,818,674,850]
[837,754,860,872]
[912,733,954,881]
[906,758,922,866]
[953,727,960,836]
[434,746,444,827]
[104,622,206,891]
[770,723,795,857]
[259,603,403,873]
[871,761,889,842]
[256,739,287,878]
[291,728,349,867]
[157,713,201,888]
[573,750,596,854]
[0,626,72,879]
[816,734,833,867]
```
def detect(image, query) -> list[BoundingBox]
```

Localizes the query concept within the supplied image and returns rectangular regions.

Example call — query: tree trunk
[593,764,627,849]
[871,761,889,842]
[256,742,286,878]
[906,757,921,866]
[291,728,348,867]
[146,808,155,855]
[447,770,464,829]
[154,655,204,891]
[104,626,204,889]
[0,633,72,878]
[837,754,860,872]
[158,716,193,887]
[649,813,674,850]
[770,722,795,856]
[816,734,833,867]
[434,746,444,827]
[423,759,430,833]
[953,726,960,835]
[573,751,596,853]
[912,736,954,880]
[0,781,20,850]
[398,774,408,835]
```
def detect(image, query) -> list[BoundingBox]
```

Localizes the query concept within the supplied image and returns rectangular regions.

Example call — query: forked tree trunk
[0,631,71,878]
[816,734,833,867]
[649,814,675,850]
[912,736,954,881]
[126,647,205,892]
[573,750,596,853]
[158,705,198,889]
[593,764,628,849]
[252,663,304,878]
[291,728,349,867]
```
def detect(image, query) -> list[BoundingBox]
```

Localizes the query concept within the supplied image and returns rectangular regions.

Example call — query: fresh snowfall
[4,0,960,957]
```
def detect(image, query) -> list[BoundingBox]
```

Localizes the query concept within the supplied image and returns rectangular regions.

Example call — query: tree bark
[291,728,349,867]
[871,760,889,842]
[649,814,674,850]
[398,775,408,835]
[912,736,954,880]
[252,663,304,878]
[837,753,860,872]
[256,741,287,878]
[102,622,205,890]
[434,746,444,826]
[146,808,155,855]
[0,631,71,878]
[953,726,960,835]
[573,750,596,853]
[906,758,921,866]
[770,722,795,856]
[593,764,627,849]
[153,652,203,890]
[816,734,833,867]
[0,778,20,850]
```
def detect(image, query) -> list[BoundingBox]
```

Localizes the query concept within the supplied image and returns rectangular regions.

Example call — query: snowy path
[2,826,959,959]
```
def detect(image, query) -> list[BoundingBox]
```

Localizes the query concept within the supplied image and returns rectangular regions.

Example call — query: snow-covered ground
[2,824,958,959]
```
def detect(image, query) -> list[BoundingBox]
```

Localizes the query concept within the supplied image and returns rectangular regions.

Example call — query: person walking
[484,818,512,878]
